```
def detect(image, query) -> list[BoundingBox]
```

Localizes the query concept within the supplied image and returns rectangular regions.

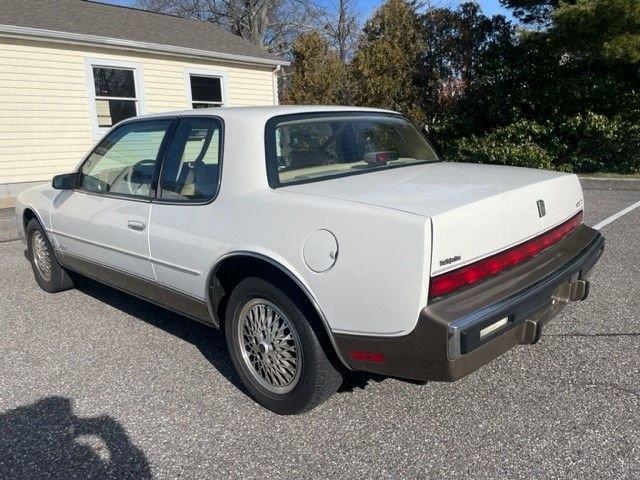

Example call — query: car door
[147,116,224,300]
[50,118,175,281]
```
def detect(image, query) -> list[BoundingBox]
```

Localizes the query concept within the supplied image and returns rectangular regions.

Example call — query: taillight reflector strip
[429,211,583,300]
[348,350,386,363]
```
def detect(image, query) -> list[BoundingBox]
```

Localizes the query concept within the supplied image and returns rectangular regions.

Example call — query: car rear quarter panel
[221,191,432,336]
[150,188,433,337]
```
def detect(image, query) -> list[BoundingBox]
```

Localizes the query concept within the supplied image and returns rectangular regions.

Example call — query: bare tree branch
[137,0,323,55]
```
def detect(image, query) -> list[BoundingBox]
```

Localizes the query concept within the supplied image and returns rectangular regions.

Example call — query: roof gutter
[0,24,290,67]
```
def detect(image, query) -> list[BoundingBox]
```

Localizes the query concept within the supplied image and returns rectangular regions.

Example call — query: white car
[15,106,604,414]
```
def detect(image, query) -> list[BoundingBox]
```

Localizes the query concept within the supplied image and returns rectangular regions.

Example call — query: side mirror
[52,172,79,190]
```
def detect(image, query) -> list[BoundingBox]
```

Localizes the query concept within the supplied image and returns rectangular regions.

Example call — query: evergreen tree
[351,0,425,122]
[553,0,640,63]
[282,32,349,105]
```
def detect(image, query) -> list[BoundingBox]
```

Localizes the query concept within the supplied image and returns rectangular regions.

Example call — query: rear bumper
[334,224,605,382]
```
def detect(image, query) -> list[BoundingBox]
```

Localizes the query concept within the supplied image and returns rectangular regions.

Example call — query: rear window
[265,113,440,186]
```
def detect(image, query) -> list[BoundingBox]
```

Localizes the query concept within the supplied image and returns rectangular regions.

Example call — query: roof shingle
[0,0,284,64]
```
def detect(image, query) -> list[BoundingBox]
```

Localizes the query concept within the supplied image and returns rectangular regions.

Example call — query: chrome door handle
[127,220,146,231]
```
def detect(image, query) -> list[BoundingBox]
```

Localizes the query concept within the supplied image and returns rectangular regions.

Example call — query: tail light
[429,211,583,300]
[348,350,386,363]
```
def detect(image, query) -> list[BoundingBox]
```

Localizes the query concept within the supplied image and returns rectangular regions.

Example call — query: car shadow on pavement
[75,278,394,397]
[0,396,152,479]
[75,278,245,392]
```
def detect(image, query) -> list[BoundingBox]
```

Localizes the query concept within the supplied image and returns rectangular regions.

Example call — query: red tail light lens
[348,350,386,363]
[429,211,583,300]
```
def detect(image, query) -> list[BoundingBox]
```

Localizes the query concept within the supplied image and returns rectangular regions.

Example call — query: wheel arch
[23,207,47,237]
[23,207,37,230]
[22,206,68,268]
[207,251,351,370]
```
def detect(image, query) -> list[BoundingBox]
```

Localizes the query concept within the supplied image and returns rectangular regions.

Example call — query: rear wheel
[225,277,343,414]
[26,219,74,293]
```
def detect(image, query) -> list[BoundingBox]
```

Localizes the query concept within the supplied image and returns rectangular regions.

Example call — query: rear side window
[266,113,440,186]
[159,117,222,202]
[79,120,171,198]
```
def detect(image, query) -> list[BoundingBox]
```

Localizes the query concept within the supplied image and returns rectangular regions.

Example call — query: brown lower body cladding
[334,224,605,381]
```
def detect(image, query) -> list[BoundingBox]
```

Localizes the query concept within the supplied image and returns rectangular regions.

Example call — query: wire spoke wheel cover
[237,298,302,394]
[32,231,52,281]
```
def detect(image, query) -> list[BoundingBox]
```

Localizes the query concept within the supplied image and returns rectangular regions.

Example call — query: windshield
[266,113,440,186]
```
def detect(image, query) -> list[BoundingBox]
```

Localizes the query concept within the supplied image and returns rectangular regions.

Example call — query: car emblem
[537,199,546,218]
[439,255,461,267]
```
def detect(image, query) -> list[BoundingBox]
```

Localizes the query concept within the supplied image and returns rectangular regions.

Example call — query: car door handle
[127,220,146,231]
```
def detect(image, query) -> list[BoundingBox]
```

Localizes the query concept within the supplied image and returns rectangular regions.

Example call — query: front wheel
[225,277,343,414]
[26,219,74,293]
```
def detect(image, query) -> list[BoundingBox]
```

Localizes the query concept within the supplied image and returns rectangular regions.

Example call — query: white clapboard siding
[0,37,277,184]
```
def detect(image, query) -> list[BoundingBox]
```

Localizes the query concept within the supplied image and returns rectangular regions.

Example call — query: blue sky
[98,0,513,21]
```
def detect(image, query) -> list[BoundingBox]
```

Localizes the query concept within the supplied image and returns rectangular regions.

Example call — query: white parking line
[579,176,640,182]
[592,200,640,230]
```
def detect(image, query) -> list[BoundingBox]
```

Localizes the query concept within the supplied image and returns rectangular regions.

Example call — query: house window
[93,67,139,127]
[189,74,224,109]
[85,59,145,138]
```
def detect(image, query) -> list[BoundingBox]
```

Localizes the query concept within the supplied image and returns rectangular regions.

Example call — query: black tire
[26,218,74,293]
[225,277,343,415]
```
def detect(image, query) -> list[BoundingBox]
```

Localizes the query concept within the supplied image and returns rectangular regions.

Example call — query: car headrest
[289,150,326,169]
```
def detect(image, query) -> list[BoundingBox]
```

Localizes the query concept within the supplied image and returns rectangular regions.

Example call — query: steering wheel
[122,159,156,195]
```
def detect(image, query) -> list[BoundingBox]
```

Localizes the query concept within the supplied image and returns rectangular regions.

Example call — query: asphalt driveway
[0,178,638,479]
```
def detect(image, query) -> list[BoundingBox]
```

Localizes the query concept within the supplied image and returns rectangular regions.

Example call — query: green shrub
[443,113,640,174]
[446,119,562,171]
[555,112,640,173]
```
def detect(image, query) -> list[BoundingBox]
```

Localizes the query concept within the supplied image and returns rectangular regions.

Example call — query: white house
[0,0,287,207]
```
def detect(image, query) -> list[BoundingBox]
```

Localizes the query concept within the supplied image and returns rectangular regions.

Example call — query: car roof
[135,105,398,121]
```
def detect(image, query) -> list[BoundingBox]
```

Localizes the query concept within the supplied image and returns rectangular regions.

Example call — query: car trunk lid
[281,162,584,276]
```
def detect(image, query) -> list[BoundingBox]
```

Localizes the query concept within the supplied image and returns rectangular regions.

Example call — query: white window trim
[272,65,280,106]
[84,58,147,140]
[185,68,229,109]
